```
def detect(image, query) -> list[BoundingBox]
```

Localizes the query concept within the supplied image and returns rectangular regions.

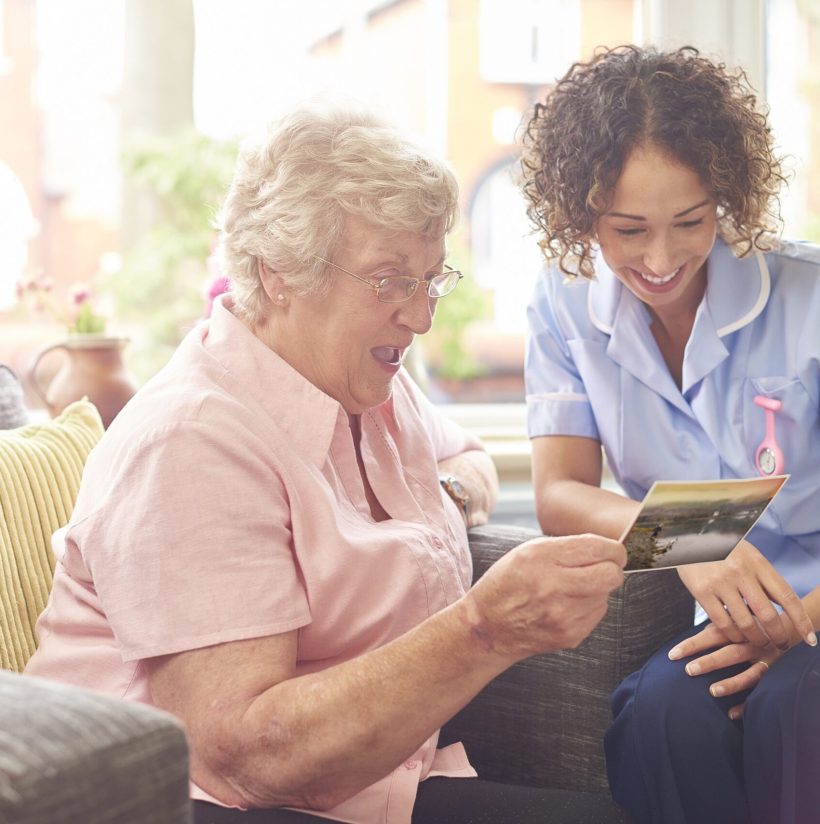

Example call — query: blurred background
[1,0,818,521]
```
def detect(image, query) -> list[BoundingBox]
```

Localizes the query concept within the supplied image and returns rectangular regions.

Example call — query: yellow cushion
[0,400,104,671]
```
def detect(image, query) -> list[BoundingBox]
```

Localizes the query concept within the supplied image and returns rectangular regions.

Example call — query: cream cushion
[0,400,103,672]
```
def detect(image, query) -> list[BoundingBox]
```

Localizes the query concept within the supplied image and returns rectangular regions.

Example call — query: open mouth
[371,346,403,366]
[631,265,683,290]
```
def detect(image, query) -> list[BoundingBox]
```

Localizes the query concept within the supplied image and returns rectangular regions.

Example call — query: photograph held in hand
[620,476,789,571]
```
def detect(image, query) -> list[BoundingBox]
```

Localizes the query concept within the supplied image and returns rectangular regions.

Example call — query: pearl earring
[276,293,285,303]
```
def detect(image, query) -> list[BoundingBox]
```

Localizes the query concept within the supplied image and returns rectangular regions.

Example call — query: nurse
[520,44,820,823]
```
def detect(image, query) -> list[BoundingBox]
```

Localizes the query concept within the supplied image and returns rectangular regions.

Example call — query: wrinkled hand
[463,534,626,663]
[677,539,814,649]
[668,622,788,719]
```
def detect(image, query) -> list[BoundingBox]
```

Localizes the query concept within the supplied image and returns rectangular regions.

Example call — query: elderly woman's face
[275,216,445,414]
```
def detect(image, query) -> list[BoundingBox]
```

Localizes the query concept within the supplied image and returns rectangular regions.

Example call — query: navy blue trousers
[604,620,820,824]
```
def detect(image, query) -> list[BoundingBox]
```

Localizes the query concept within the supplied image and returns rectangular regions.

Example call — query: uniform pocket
[742,376,813,477]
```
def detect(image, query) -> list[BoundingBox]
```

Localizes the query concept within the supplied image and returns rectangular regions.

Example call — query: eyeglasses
[314,255,463,304]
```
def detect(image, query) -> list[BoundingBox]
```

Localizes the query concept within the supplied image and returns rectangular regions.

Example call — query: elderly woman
[25,102,625,824]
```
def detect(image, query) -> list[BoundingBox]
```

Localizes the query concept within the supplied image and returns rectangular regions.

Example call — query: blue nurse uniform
[525,238,820,823]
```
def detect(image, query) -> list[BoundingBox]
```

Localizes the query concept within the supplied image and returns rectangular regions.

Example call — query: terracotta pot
[27,335,139,428]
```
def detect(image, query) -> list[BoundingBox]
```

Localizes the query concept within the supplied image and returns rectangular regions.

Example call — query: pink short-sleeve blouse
[26,295,483,824]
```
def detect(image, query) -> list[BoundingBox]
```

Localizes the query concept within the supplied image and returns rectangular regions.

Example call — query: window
[0,163,36,310]
[765,0,820,240]
[478,0,581,84]
[0,1,9,71]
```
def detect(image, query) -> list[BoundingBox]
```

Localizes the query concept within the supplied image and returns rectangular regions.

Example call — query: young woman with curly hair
[521,44,820,824]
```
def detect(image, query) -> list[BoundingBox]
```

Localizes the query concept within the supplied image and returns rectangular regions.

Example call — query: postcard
[620,476,789,572]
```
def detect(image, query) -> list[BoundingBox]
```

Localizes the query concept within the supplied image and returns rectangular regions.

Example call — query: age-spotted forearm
[150,600,512,812]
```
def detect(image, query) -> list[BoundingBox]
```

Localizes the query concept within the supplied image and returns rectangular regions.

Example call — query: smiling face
[595,144,718,320]
[268,216,446,414]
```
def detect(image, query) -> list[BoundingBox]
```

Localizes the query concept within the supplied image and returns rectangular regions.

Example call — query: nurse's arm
[531,434,639,538]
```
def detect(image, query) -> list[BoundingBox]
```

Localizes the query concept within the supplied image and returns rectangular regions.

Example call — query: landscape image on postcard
[620,476,789,571]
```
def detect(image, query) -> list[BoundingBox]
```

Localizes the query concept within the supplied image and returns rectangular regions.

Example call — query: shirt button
[432,537,443,548]
[403,760,418,770]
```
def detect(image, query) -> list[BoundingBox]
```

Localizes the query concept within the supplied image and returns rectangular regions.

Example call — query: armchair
[0,670,191,824]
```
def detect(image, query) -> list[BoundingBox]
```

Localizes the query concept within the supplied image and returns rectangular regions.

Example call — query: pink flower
[69,283,92,306]
[15,275,107,333]
[204,275,231,317]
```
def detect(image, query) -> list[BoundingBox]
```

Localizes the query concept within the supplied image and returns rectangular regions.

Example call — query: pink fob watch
[753,395,785,476]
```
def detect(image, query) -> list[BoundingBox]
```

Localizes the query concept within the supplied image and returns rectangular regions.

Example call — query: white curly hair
[217,99,460,324]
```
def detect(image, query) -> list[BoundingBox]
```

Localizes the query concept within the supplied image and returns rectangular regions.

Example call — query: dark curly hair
[520,44,787,279]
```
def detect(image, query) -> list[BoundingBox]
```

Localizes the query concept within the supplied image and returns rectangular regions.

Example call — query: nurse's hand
[676,540,815,649]
[668,621,787,719]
